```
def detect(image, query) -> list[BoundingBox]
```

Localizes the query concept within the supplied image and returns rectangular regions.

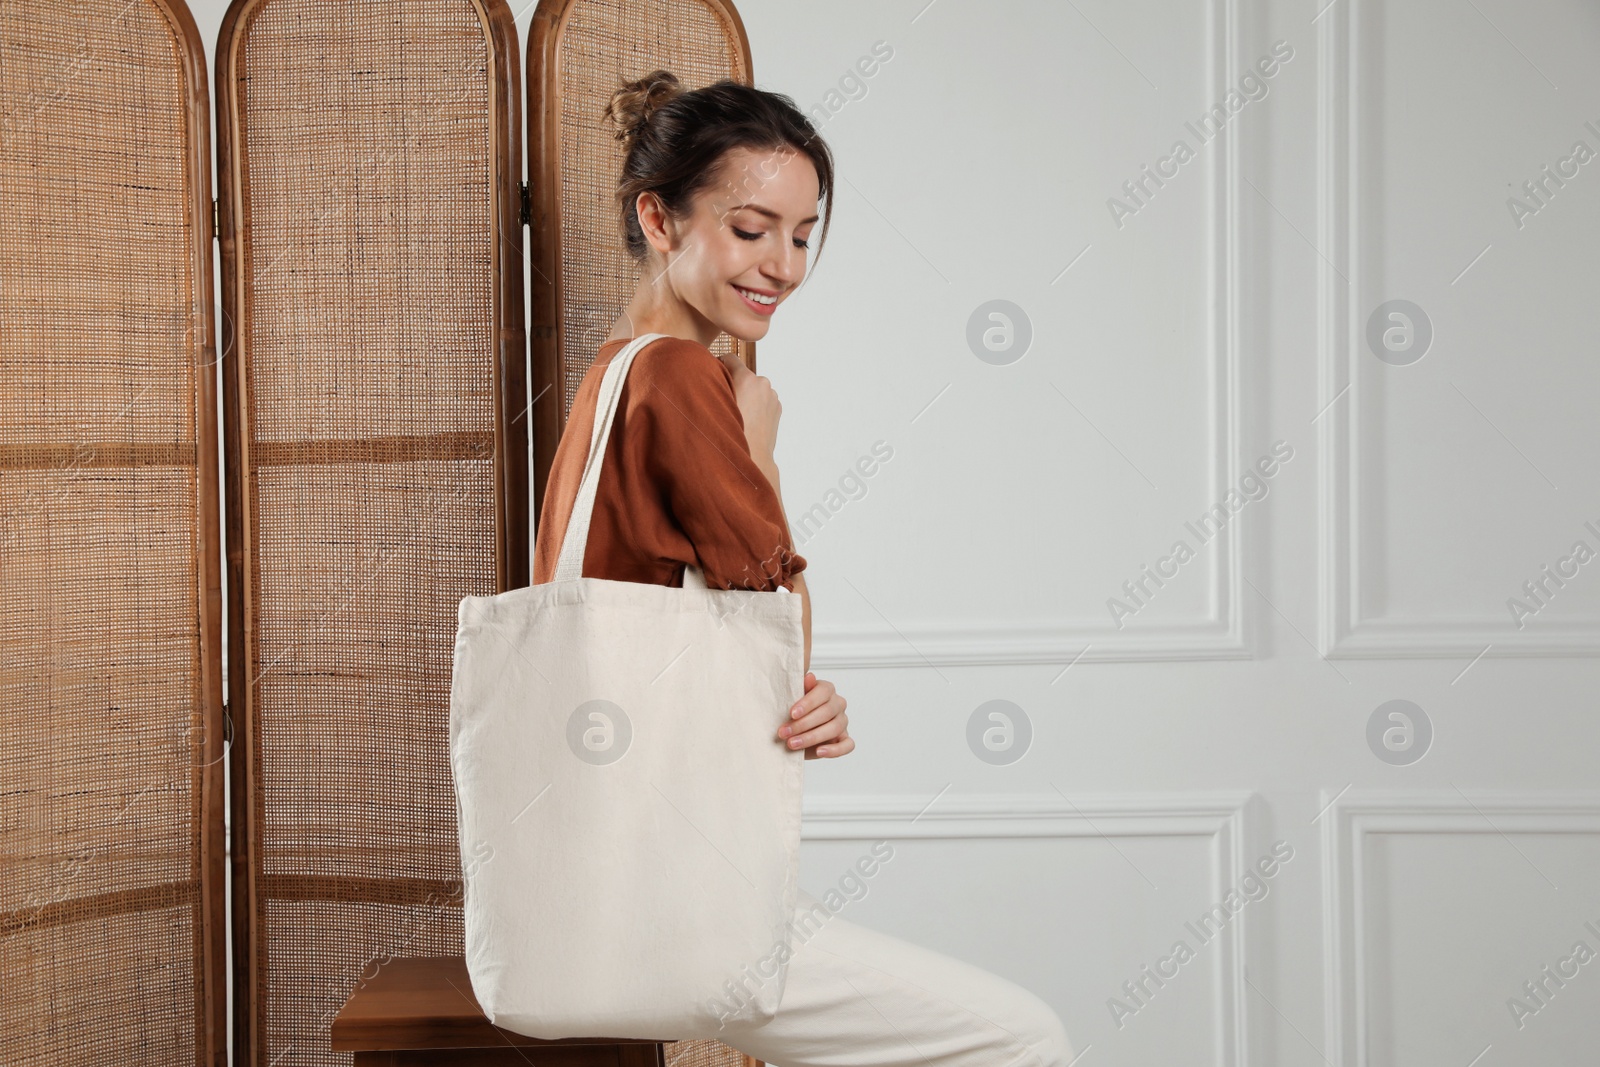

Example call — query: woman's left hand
[777,672,853,759]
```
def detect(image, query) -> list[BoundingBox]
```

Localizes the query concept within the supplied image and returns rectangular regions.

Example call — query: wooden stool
[330,955,705,1066]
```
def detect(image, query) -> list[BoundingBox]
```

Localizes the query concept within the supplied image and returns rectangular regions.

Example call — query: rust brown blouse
[532,335,807,592]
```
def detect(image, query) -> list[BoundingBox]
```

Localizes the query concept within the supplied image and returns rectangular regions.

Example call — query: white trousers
[714,889,1076,1067]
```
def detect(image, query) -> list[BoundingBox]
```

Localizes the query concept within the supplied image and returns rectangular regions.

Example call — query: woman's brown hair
[603,69,834,271]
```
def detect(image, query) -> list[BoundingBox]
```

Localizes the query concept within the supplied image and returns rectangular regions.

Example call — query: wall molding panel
[1319,788,1600,1067]
[813,0,1249,669]
[806,791,1259,1065]
[1314,0,1600,660]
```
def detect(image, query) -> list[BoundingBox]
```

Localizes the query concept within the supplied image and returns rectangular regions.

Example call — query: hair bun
[604,69,684,143]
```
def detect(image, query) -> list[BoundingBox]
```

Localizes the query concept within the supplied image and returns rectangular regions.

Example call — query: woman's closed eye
[732,226,809,250]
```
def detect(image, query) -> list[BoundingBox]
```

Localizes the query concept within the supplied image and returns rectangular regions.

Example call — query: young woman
[531,70,1074,1067]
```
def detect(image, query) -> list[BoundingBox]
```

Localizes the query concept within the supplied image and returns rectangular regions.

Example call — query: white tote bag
[448,332,807,1041]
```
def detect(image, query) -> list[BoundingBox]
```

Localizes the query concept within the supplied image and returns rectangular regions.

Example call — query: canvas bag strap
[552,333,662,582]
[552,333,709,588]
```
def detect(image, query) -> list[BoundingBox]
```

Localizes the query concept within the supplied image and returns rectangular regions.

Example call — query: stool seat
[329,955,672,1065]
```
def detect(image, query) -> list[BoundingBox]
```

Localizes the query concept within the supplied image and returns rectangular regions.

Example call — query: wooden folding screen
[528,0,755,521]
[0,2,228,1065]
[215,0,526,1063]
[5,0,766,1063]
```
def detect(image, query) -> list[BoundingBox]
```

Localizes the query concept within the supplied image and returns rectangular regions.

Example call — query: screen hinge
[212,197,219,240]
[518,181,529,226]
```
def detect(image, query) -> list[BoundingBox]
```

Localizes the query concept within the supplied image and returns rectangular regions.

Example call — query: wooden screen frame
[213,1,528,1062]
[180,3,233,1057]
[177,6,233,1060]
[161,3,232,1062]
[0,1,228,1063]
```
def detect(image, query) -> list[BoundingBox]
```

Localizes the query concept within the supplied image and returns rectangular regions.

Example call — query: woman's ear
[636,191,675,257]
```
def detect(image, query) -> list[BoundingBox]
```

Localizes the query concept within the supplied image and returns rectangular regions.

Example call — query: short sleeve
[628,339,807,591]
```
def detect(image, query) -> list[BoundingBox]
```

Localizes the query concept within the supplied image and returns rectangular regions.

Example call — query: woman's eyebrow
[729,202,820,225]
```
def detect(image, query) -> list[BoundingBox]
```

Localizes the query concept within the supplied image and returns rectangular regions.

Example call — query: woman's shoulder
[620,334,734,392]
[632,333,722,366]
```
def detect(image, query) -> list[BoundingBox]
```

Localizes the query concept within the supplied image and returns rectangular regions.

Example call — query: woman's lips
[732,284,777,316]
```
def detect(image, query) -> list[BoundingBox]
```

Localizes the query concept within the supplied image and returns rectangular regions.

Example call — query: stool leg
[617,1043,667,1066]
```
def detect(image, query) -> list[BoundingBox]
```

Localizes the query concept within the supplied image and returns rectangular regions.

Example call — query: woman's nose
[765,248,801,285]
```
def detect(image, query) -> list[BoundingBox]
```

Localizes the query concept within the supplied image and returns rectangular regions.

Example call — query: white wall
[735,0,1600,1064]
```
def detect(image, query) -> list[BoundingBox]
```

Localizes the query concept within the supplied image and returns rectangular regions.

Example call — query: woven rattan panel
[529,0,754,527]
[217,0,524,1064]
[531,7,758,1063]
[0,2,226,1066]
[555,0,748,419]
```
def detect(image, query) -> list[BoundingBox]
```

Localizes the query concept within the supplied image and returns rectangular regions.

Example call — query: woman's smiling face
[637,143,820,345]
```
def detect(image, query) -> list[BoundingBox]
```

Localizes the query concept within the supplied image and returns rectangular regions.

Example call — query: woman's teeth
[734,285,776,305]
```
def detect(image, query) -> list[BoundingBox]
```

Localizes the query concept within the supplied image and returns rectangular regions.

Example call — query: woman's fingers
[777,673,852,757]
[779,688,843,740]
[782,675,834,727]
[782,709,847,751]
[789,672,831,716]
[807,732,855,759]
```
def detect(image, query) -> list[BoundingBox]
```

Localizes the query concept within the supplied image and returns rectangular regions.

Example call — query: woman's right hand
[717,351,781,466]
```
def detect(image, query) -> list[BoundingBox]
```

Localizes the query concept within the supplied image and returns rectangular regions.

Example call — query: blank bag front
[448,333,807,1040]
